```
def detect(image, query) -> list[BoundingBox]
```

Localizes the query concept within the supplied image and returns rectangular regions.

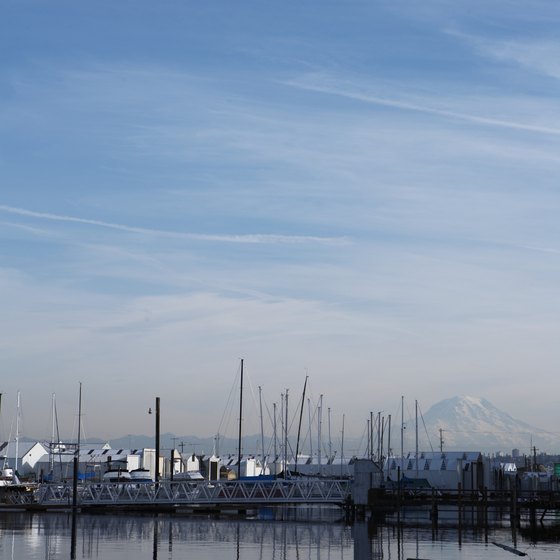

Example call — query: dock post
[397,466,401,514]
[430,487,438,530]
[483,486,488,529]
[529,501,537,528]
[72,456,79,511]
[457,482,463,543]
[510,475,521,529]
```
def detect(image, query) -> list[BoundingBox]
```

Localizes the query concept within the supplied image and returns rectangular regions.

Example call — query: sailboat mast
[377,412,383,463]
[340,413,345,478]
[294,375,308,474]
[77,383,82,455]
[0,393,5,471]
[237,359,244,480]
[50,393,56,476]
[72,383,84,510]
[273,402,277,474]
[369,411,373,461]
[280,394,284,472]
[366,419,370,459]
[388,414,391,457]
[154,397,161,482]
[328,407,332,462]
[258,385,265,470]
[400,395,404,479]
[284,389,289,477]
[308,398,313,457]
[317,394,323,475]
[415,399,419,477]
[380,414,385,463]
[15,391,20,473]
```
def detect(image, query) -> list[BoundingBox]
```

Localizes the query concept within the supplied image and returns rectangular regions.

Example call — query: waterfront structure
[352,459,384,506]
[0,441,49,475]
[288,454,353,478]
[384,451,490,491]
[1,442,181,482]
[219,455,269,479]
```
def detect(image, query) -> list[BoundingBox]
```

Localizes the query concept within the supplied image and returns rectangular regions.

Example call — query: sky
[1,1,560,446]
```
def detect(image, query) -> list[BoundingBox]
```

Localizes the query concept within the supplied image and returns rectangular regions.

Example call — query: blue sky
[1,1,560,448]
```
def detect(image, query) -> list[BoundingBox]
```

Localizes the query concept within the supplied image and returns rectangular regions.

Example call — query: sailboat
[0,392,23,487]
[235,359,272,481]
[216,360,272,481]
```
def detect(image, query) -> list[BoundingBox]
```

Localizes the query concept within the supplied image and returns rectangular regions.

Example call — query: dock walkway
[2,478,352,511]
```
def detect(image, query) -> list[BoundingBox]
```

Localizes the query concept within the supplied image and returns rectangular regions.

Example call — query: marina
[4,0,559,558]
[4,468,560,533]
[2,372,560,560]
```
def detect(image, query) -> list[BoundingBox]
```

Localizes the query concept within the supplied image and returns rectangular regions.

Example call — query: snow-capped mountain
[416,396,557,454]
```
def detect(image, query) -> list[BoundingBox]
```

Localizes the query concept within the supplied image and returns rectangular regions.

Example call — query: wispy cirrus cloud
[284,74,560,136]
[0,204,349,246]
[448,31,560,81]
[519,245,560,255]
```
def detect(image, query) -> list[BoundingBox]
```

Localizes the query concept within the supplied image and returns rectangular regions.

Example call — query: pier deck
[1,478,352,512]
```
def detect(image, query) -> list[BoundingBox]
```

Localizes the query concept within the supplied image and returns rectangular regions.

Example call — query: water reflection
[152,518,158,560]
[70,513,77,560]
[2,510,560,560]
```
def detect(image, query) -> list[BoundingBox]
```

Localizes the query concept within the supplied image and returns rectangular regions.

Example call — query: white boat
[129,468,153,483]
[103,469,132,483]
[173,470,204,481]
[0,467,20,487]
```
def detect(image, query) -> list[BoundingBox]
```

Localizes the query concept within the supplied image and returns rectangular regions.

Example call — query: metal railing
[29,478,352,508]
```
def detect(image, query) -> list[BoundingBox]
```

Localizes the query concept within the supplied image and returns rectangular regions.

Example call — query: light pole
[152,397,160,483]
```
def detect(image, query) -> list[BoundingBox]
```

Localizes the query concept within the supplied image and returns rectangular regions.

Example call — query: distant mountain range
[417,395,557,454]
[104,397,557,456]
[21,396,557,456]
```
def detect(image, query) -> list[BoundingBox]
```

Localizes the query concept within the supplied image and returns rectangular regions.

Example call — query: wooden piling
[457,482,463,536]
[430,487,438,529]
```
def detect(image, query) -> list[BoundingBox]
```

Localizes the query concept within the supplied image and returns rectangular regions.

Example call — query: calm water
[1,508,560,559]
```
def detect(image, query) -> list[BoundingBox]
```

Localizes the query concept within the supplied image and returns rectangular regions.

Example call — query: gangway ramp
[24,478,352,510]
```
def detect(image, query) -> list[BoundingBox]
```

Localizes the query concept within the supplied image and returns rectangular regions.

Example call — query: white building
[384,451,490,491]
[0,441,50,476]
[218,455,269,479]
[288,454,354,478]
